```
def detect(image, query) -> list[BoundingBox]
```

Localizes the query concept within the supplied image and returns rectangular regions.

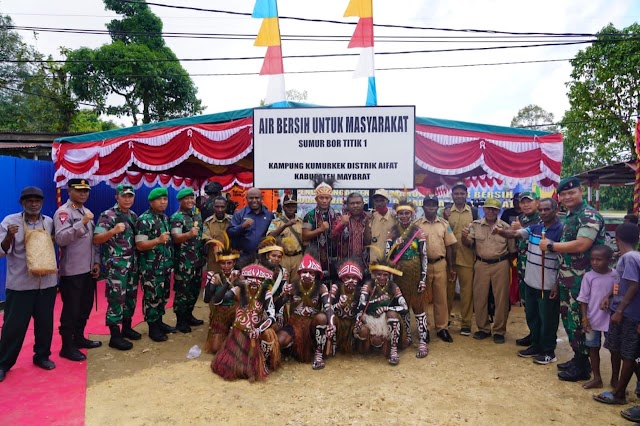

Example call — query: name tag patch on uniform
[58,212,69,225]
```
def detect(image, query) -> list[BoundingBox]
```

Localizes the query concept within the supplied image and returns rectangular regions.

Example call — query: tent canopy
[53,102,563,191]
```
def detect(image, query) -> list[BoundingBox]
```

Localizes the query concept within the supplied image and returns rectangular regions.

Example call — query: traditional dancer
[257,236,288,328]
[330,258,364,355]
[354,260,409,365]
[211,264,280,381]
[278,251,334,370]
[203,232,239,354]
[386,199,429,358]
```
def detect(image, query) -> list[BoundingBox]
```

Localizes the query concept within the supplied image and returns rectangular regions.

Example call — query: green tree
[65,0,203,125]
[561,23,640,211]
[70,110,119,132]
[510,104,559,132]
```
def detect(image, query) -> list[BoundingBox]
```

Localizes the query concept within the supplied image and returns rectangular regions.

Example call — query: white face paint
[341,275,359,291]
[300,270,315,283]
[246,277,261,290]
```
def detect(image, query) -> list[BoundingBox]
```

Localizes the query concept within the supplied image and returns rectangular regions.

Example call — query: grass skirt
[204,303,236,354]
[211,327,267,382]
[334,316,357,355]
[288,314,315,363]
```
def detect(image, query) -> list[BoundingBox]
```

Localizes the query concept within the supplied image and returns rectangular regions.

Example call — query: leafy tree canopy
[510,104,559,133]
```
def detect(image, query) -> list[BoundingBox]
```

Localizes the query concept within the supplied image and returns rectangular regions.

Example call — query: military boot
[122,318,142,341]
[557,356,577,371]
[176,314,192,333]
[108,325,133,351]
[187,312,204,326]
[148,321,168,342]
[558,355,591,382]
[159,320,177,334]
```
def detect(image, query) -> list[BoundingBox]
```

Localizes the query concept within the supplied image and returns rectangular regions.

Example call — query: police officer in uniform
[462,197,516,344]
[93,184,140,351]
[415,194,457,342]
[54,178,102,361]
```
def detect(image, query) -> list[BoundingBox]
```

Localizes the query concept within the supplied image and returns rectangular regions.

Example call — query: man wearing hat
[0,187,57,381]
[200,181,223,222]
[135,187,176,342]
[540,176,606,381]
[170,187,205,333]
[93,184,140,351]
[447,181,478,336]
[368,189,397,263]
[415,194,457,343]
[54,178,102,361]
[202,195,232,275]
[268,196,304,282]
[511,191,541,347]
[462,198,516,343]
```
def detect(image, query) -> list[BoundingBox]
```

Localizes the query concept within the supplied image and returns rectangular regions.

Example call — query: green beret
[483,198,502,209]
[177,187,195,200]
[148,187,168,201]
[557,176,581,193]
[519,191,538,201]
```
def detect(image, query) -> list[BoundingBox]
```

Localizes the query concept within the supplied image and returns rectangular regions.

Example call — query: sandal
[593,391,628,405]
[388,355,399,366]
[416,342,429,359]
[621,406,640,422]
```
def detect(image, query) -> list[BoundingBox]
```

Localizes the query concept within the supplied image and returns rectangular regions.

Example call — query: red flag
[348,18,374,48]
[259,46,284,75]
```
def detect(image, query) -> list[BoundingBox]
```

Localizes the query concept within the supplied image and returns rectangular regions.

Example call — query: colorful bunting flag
[344,0,377,106]
[252,1,286,104]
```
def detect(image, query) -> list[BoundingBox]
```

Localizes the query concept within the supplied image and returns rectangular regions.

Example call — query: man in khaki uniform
[447,181,476,336]
[268,197,304,282]
[415,194,457,342]
[202,196,232,274]
[462,198,516,344]
[368,189,397,262]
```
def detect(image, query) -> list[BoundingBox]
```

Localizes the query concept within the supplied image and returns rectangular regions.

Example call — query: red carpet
[0,279,175,425]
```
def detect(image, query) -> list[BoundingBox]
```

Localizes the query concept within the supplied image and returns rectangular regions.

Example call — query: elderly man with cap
[202,195,232,275]
[540,176,606,381]
[462,198,516,343]
[510,191,540,347]
[0,187,57,381]
[200,181,223,222]
[93,184,140,351]
[447,181,478,336]
[135,187,176,342]
[170,187,205,333]
[415,194,457,343]
[268,196,304,282]
[54,178,101,361]
[227,188,274,262]
[367,189,397,263]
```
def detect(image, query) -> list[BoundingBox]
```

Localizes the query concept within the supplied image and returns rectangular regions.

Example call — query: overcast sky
[1,0,639,128]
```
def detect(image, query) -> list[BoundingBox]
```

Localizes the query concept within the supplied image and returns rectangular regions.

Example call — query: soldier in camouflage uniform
[170,188,205,333]
[540,176,606,381]
[510,191,540,347]
[93,184,140,351]
[135,187,176,342]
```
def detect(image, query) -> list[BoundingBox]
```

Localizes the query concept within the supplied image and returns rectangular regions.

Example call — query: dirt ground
[86,300,633,426]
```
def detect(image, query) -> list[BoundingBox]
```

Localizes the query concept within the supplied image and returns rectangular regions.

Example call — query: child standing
[593,223,640,405]
[577,244,618,389]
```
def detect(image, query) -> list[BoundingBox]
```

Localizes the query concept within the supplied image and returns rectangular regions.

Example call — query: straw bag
[24,217,57,276]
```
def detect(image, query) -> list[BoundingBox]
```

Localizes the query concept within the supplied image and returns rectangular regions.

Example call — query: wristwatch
[547,242,554,252]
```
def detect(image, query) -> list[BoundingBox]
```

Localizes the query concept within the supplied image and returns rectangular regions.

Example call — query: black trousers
[59,273,95,344]
[0,286,57,371]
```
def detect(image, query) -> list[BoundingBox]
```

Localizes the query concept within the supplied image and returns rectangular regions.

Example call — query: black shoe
[176,315,192,334]
[534,352,557,365]
[0,368,5,382]
[437,329,454,343]
[159,321,177,334]
[473,331,491,340]
[493,334,505,344]
[33,356,56,370]
[75,337,102,349]
[148,322,168,342]
[516,334,532,347]
[122,318,142,341]
[460,327,471,336]
[187,314,204,326]
[108,325,133,351]
[558,357,591,381]
[557,357,576,371]
[517,346,541,358]
[59,347,87,362]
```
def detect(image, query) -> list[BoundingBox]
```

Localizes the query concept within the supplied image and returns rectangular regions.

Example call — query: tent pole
[595,180,600,211]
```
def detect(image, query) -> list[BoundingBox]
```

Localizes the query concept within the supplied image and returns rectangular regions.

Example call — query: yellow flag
[254,17,281,46]
[344,0,372,18]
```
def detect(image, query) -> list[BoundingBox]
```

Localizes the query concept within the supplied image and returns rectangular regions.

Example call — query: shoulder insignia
[58,212,69,225]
